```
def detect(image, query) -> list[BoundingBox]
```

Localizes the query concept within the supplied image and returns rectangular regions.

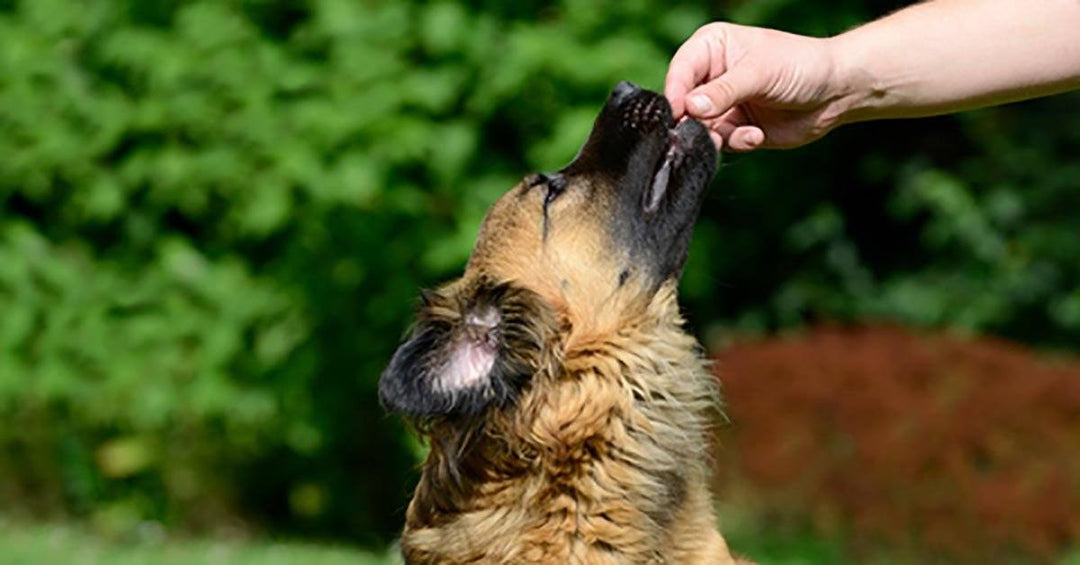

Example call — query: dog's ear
[379,281,556,419]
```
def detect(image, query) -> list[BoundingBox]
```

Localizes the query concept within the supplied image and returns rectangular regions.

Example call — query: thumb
[685,65,762,119]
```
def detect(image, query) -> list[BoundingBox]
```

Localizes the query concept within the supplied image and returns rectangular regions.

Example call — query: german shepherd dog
[380,83,746,564]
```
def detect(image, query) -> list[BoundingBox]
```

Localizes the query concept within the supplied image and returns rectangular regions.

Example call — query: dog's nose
[610,81,641,106]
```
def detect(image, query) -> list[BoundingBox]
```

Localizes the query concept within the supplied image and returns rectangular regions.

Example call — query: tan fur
[397,174,750,564]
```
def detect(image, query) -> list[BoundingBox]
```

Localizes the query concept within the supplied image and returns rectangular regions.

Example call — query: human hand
[665,23,849,152]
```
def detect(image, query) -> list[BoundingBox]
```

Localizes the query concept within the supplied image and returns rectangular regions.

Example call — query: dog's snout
[605,82,672,134]
[610,81,640,106]
[623,96,670,133]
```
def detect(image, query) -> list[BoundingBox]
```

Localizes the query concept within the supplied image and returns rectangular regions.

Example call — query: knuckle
[692,21,726,41]
[701,21,728,35]
[712,80,738,105]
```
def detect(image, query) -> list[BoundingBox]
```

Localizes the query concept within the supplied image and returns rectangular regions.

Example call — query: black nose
[610,81,640,106]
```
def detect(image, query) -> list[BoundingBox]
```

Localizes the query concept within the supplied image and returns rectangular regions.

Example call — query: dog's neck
[404,285,723,563]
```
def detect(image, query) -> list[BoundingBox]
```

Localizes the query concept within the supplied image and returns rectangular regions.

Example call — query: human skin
[665,0,1080,152]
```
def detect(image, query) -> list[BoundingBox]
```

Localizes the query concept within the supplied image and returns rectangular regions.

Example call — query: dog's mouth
[643,121,702,215]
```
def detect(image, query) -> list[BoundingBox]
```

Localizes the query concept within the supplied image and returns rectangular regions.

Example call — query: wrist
[822,31,892,126]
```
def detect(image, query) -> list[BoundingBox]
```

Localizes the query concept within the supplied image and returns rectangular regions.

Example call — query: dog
[380,82,747,564]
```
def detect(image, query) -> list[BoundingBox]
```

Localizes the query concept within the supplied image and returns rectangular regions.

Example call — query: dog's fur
[381,83,746,564]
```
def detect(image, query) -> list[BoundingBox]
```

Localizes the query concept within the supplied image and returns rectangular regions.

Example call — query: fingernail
[688,94,714,115]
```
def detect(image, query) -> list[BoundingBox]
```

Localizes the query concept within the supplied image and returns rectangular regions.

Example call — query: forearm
[829,0,1080,123]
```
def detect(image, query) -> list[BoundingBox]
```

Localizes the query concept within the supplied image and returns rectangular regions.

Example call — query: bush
[716,325,1080,562]
[0,0,714,542]
[1,0,1078,550]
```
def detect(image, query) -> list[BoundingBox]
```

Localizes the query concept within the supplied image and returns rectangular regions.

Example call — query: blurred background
[1,0,1078,563]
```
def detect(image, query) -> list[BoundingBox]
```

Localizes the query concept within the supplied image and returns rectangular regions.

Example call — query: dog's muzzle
[561,82,718,281]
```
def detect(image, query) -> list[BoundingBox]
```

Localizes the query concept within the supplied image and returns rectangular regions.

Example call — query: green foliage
[0,0,1077,555]
[699,98,1080,348]
[0,0,710,544]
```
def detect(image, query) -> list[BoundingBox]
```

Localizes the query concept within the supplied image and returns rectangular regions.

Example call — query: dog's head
[380,82,717,420]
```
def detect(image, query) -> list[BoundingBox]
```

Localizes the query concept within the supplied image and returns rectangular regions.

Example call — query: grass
[0,517,838,565]
[0,521,399,565]
[0,518,842,565]
[4,519,1078,565]
[0,519,855,565]
[728,529,848,565]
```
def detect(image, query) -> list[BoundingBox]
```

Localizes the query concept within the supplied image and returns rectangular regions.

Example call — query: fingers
[708,130,724,152]
[705,123,764,153]
[702,108,764,152]
[703,125,764,153]
[685,64,762,121]
[726,126,765,152]
[665,31,722,119]
[666,23,768,152]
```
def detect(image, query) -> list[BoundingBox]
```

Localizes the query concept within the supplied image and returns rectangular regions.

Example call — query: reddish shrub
[715,325,1080,561]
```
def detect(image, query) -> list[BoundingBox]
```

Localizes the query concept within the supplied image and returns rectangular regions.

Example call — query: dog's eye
[526,173,549,188]
[544,175,566,207]
[526,173,567,208]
